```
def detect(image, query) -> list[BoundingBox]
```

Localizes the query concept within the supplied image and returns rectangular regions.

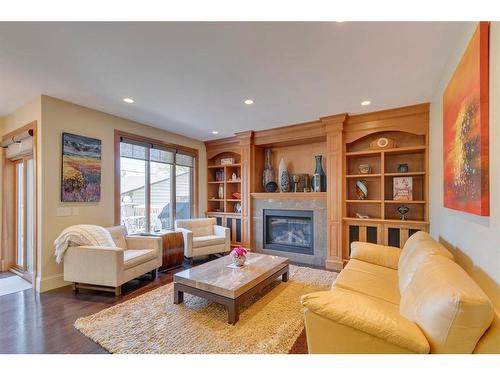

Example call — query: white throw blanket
[54,224,116,263]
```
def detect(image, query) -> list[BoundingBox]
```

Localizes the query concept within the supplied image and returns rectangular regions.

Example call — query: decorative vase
[398,163,409,173]
[265,181,278,192]
[262,148,275,189]
[278,158,290,192]
[355,180,368,200]
[311,155,326,192]
[232,254,246,267]
[397,205,410,220]
[218,184,224,199]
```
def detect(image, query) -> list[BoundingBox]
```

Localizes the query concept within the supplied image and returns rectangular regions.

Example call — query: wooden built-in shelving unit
[205,103,430,270]
[206,152,244,247]
[342,104,429,260]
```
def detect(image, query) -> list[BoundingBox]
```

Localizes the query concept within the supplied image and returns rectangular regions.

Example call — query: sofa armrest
[63,246,124,286]
[301,288,429,353]
[176,228,193,257]
[350,242,401,269]
[126,235,162,264]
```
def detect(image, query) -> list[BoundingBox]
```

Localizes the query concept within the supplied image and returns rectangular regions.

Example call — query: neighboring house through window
[117,132,197,234]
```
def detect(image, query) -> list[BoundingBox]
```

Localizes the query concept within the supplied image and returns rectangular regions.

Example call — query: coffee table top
[174,253,289,299]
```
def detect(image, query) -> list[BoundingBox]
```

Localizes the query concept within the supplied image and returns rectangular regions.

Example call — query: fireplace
[263,209,314,255]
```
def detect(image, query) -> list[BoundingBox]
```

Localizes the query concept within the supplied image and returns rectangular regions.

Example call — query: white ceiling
[0,22,470,140]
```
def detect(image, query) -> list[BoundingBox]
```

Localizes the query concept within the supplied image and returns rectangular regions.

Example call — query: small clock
[369,137,396,150]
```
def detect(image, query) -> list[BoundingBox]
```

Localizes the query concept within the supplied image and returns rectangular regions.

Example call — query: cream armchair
[63,226,162,296]
[175,218,230,263]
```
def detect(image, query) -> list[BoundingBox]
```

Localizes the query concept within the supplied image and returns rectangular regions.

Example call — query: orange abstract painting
[443,22,489,216]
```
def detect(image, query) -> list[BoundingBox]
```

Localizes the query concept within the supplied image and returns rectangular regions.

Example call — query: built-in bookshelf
[206,151,243,247]
[342,115,429,257]
[345,144,427,222]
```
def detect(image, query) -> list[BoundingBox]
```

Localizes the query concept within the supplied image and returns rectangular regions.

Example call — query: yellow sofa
[301,231,499,354]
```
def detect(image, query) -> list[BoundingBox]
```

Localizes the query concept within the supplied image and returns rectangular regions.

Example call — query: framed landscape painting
[61,132,102,202]
[443,22,489,216]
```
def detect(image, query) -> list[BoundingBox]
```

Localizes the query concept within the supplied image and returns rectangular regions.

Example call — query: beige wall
[1,96,42,135]
[429,22,500,308]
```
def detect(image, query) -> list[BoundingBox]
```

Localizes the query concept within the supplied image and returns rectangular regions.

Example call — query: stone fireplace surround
[252,197,327,267]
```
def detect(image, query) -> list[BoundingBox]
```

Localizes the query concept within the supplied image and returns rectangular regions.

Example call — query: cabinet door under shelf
[382,222,429,248]
[344,221,382,257]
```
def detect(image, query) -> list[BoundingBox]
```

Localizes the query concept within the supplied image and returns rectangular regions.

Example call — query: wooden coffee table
[173,253,289,324]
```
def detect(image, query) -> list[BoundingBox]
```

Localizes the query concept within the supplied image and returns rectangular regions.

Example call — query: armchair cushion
[302,288,429,353]
[176,218,215,237]
[350,242,401,269]
[106,225,128,249]
[123,249,157,269]
[192,234,226,248]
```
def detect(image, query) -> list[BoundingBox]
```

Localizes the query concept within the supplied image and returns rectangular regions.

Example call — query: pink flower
[230,246,248,257]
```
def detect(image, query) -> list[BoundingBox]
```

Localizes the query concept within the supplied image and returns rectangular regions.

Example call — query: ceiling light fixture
[211,131,219,135]
[244,99,254,105]
[361,100,371,106]
[123,97,135,104]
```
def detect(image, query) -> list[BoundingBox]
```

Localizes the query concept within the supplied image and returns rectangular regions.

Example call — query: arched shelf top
[207,149,241,161]
[207,150,242,165]
[345,130,426,154]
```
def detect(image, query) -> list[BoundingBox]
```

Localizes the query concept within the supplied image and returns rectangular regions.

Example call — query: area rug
[0,275,32,297]
[74,265,336,354]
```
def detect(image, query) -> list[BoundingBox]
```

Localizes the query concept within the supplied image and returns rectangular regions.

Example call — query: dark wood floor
[0,261,310,354]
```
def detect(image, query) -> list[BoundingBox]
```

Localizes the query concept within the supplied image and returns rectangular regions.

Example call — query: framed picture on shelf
[215,169,224,182]
[393,177,413,201]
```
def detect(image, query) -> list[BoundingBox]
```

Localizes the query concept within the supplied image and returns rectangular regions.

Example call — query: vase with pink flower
[230,246,248,267]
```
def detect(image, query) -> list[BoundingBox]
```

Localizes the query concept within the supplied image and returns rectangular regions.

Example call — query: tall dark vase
[262,148,275,189]
[311,155,326,192]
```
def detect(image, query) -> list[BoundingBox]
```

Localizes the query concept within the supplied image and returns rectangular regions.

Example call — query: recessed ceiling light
[123,97,135,104]
[361,100,371,106]
[244,99,254,105]
[211,131,219,135]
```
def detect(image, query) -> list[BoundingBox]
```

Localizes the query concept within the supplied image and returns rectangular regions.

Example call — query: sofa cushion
[400,255,494,353]
[302,288,430,353]
[123,249,157,269]
[176,218,215,237]
[398,232,454,293]
[106,225,128,250]
[350,242,401,269]
[334,259,400,305]
[192,234,226,248]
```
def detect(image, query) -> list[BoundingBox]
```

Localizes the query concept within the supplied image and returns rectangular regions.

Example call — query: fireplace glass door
[264,209,314,255]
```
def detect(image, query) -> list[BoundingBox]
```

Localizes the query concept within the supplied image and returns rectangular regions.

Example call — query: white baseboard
[35,273,71,293]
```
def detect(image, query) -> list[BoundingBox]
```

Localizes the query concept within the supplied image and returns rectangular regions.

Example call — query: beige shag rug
[74,265,336,354]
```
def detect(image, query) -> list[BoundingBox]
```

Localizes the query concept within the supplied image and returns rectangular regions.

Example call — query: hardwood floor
[0,261,310,354]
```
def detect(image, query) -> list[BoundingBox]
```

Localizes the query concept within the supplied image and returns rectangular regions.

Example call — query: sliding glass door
[13,157,35,281]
